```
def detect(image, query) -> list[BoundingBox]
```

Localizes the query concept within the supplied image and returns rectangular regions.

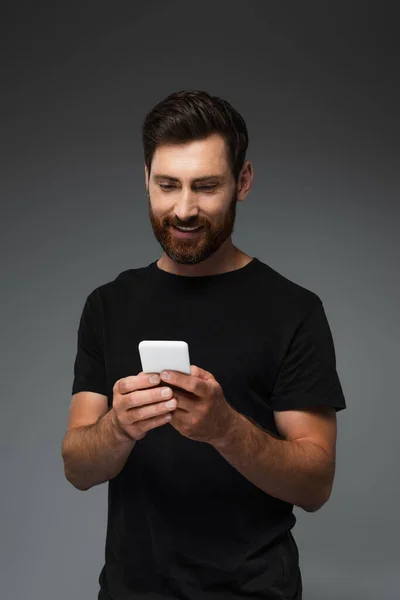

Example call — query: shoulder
[253,258,322,321]
[84,264,151,309]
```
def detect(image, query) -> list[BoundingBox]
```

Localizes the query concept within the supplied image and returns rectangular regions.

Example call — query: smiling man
[62,90,346,600]
[147,132,246,272]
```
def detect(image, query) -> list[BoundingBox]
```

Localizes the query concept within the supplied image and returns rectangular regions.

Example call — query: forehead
[151,133,229,178]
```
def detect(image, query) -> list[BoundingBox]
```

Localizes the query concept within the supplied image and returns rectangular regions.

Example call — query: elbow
[301,485,332,513]
[62,444,90,491]
[302,500,325,513]
[63,461,91,492]
[301,459,335,512]
[64,470,90,492]
[71,480,91,492]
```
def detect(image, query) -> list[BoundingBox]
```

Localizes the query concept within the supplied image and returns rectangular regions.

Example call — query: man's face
[146,133,239,265]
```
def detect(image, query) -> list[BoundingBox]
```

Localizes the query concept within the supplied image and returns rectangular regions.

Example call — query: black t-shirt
[72,257,346,600]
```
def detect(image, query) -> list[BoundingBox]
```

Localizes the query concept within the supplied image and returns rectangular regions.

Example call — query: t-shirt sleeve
[71,289,107,396]
[269,300,346,412]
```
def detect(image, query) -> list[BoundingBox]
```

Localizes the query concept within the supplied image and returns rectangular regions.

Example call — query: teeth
[176,226,200,231]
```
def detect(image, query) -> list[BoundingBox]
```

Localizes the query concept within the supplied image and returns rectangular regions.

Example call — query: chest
[103,288,285,435]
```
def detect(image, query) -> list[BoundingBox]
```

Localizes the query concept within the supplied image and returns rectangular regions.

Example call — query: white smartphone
[138,340,191,375]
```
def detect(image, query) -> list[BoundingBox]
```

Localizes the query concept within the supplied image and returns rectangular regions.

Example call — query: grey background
[1,2,399,599]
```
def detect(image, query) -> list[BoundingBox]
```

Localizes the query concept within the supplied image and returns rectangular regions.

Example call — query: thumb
[190,364,215,381]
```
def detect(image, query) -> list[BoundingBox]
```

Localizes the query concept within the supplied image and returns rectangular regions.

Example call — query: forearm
[212,411,334,512]
[62,409,136,491]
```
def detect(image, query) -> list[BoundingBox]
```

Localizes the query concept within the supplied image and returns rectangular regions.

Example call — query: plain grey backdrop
[2,2,399,599]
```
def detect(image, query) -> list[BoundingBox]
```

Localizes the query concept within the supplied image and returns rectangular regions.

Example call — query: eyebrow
[153,174,225,183]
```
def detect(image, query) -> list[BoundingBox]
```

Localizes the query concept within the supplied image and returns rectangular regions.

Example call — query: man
[62,90,346,600]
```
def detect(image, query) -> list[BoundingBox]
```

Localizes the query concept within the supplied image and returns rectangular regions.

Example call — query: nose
[173,191,200,224]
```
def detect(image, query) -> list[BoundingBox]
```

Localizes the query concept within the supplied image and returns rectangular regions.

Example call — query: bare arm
[62,374,177,491]
[62,408,135,491]
[212,406,337,512]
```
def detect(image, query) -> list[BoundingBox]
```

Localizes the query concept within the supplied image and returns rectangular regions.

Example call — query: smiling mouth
[170,225,204,238]
[172,225,203,232]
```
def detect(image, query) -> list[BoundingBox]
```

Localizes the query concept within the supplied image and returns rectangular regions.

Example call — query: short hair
[142,90,249,181]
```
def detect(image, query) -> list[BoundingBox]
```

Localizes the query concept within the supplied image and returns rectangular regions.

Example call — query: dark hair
[142,90,249,181]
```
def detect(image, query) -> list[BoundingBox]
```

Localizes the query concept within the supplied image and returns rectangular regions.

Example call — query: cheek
[149,195,174,218]
[200,193,231,214]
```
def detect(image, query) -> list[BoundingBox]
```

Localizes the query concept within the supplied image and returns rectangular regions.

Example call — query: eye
[197,185,217,192]
[158,184,218,192]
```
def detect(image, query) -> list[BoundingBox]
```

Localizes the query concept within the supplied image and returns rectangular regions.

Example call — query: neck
[157,242,251,277]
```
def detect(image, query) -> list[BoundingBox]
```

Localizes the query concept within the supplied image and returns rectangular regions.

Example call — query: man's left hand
[160,365,238,445]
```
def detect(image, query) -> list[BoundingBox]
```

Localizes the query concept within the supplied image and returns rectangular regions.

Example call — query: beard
[148,186,238,265]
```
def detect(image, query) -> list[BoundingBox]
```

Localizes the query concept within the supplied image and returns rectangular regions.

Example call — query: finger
[130,401,178,425]
[116,373,161,395]
[160,369,206,396]
[190,364,214,381]
[169,389,196,413]
[121,384,176,412]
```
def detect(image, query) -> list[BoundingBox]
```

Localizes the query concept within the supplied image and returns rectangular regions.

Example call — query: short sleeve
[72,289,107,396]
[269,301,346,412]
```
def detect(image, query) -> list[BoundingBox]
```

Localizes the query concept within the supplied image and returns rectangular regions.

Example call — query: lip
[171,225,203,238]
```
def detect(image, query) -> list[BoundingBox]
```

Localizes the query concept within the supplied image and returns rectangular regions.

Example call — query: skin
[158,365,337,512]
[143,133,338,511]
[145,132,254,276]
[63,132,338,510]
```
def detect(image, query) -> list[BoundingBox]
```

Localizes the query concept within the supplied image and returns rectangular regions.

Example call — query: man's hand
[160,365,238,445]
[111,372,178,442]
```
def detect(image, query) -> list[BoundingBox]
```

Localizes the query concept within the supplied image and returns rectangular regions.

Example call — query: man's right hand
[111,372,177,441]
